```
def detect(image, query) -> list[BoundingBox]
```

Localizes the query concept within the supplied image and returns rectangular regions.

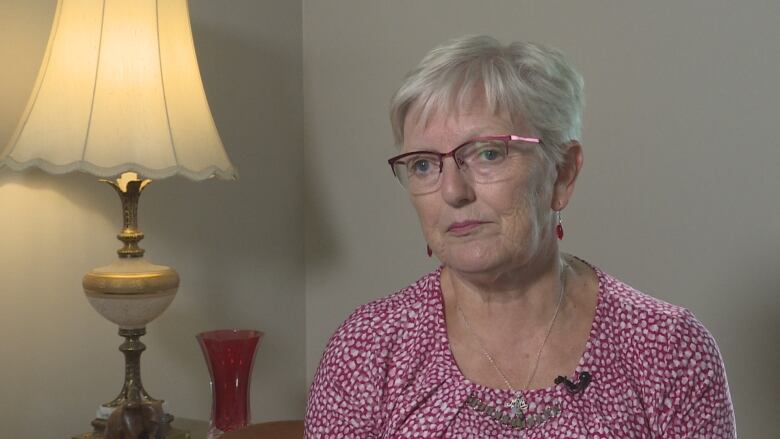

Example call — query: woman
[306,35,735,438]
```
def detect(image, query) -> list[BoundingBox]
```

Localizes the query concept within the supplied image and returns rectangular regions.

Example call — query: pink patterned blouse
[306,265,736,438]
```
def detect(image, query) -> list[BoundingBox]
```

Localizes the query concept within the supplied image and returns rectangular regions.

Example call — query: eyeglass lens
[393,139,522,194]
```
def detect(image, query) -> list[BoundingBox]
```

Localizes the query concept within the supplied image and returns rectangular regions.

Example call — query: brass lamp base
[79,173,185,439]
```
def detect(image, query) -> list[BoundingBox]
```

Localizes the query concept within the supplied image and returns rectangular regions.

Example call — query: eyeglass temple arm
[509,135,541,143]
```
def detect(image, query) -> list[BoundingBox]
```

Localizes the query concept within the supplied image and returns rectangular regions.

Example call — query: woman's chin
[440,244,504,274]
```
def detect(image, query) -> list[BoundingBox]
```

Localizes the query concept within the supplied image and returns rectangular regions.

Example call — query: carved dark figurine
[104,400,164,439]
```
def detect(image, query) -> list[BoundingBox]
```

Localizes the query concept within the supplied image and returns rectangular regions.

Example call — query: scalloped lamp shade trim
[0,0,237,181]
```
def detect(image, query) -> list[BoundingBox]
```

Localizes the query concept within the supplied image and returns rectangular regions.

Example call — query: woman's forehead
[402,101,524,150]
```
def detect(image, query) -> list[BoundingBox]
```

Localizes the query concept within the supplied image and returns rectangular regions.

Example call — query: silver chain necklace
[456,263,568,418]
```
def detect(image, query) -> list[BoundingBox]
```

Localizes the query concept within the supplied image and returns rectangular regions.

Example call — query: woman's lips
[447,221,487,236]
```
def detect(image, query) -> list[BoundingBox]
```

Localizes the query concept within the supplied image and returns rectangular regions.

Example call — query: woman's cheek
[501,205,533,253]
[411,194,441,245]
[498,184,546,258]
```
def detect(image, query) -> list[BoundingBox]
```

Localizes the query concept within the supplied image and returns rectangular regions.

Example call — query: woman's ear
[551,140,583,210]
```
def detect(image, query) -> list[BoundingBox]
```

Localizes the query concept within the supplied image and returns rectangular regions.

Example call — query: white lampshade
[0,0,236,180]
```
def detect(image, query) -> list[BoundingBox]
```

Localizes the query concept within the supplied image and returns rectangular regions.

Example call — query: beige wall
[303,0,780,437]
[0,0,304,437]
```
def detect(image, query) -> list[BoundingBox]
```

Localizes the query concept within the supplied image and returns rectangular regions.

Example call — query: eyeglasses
[387,135,543,194]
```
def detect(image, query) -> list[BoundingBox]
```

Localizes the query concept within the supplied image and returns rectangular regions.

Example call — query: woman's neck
[442,252,569,332]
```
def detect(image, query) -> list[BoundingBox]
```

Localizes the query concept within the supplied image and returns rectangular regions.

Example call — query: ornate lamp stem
[107,328,154,407]
[102,172,152,258]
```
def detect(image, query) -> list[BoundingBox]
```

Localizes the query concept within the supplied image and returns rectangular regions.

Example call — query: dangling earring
[555,211,564,240]
[427,245,433,257]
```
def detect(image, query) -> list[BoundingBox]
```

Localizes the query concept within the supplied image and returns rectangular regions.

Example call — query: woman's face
[402,98,564,276]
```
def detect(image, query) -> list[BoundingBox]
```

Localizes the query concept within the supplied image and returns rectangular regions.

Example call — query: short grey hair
[390,35,584,166]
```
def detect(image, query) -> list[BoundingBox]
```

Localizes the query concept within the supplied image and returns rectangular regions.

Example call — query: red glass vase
[197,329,264,438]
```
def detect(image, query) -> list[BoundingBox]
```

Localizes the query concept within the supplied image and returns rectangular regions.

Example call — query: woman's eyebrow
[402,145,436,153]
[402,130,508,153]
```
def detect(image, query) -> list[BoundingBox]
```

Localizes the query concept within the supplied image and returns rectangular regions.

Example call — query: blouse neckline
[429,260,607,402]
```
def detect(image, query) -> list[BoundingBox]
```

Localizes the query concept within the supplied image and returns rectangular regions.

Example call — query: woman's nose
[439,159,475,207]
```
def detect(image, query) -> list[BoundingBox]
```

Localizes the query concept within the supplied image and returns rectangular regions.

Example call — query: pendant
[507,393,528,418]
[466,394,562,430]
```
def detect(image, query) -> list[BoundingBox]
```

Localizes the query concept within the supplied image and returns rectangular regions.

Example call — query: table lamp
[0,0,236,437]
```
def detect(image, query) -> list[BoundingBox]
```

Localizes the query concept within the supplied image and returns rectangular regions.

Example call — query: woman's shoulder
[592,266,725,374]
[329,267,443,346]
[596,267,688,323]
[307,268,447,436]
[590,266,734,436]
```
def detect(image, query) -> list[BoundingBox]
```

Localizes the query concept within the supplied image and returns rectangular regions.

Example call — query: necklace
[456,263,568,420]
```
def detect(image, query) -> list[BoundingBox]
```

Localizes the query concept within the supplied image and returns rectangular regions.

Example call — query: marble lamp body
[83,257,179,330]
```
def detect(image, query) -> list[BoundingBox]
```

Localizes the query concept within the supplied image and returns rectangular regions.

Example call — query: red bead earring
[427,245,433,257]
[555,211,564,240]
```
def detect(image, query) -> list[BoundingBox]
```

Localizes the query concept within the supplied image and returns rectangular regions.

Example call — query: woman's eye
[477,147,505,161]
[480,149,499,160]
[410,158,432,174]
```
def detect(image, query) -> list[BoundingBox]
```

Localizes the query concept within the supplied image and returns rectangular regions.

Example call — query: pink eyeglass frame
[387,135,543,177]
